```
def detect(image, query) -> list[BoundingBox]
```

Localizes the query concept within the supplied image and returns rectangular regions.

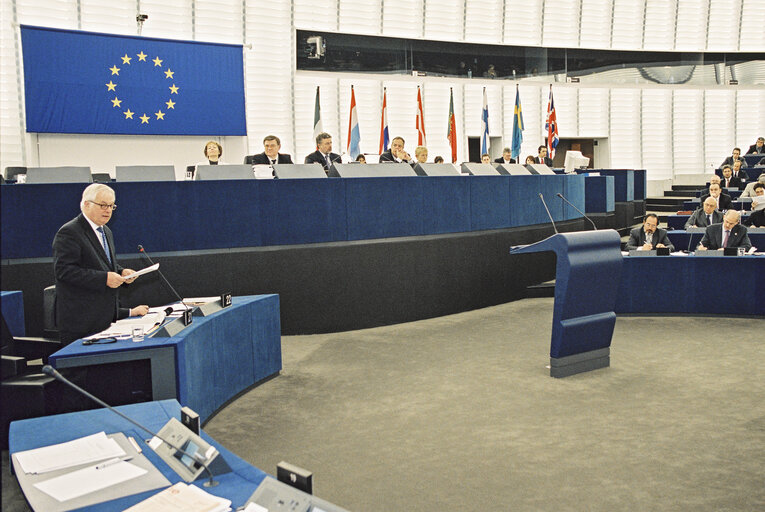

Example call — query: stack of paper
[123,482,231,512]
[84,311,167,339]
[15,432,126,474]
[33,458,147,502]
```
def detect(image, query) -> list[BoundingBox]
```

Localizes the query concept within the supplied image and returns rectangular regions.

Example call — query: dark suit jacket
[699,223,752,250]
[378,150,413,164]
[626,227,675,252]
[684,209,724,230]
[244,152,293,165]
[304,150,341,172]
[494,157,516,164]
[52,214,129,343]
[746,144,765,155]
[732,168,750,182]
[699,193,733,211]
[720,176,743,189]
[745,209,765,228]
[536,156,553,166]
[721,156,743,168]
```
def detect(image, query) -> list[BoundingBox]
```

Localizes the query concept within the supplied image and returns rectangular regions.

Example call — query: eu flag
[20,25,246,135]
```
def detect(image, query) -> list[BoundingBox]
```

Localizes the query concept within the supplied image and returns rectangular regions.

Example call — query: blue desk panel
[584,176,615,213]
[580,169,634,202]
[1,290,25,336]
[1,175,588,260]
[9,399,268,511]
[616,255,765,316]
[49,295,282,422]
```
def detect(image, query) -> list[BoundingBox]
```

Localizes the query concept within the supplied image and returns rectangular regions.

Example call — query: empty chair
[115,165,176,182]
[25,166,92,184]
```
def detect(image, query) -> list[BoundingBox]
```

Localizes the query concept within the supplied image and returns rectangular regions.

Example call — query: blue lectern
[510,230,623,377]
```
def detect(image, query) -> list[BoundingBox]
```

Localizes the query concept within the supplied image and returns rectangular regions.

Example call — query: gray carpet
[3,299,764,511]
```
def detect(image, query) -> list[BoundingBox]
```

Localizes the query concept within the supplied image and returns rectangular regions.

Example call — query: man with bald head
[699,183,732,211]
[685,197,724,230]
[697,210,752,251]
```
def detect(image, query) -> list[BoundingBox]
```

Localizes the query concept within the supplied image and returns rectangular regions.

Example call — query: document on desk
[123,481,232,512]
[84,311,167,338]
[33,458,147,502]
[15,431,126,474]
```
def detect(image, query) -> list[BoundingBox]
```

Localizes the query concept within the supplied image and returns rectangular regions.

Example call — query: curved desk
[616,254,764,316]
[48,295,282,422]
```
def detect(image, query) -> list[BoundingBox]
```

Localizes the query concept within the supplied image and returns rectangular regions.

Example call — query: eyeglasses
[88,201,117,211]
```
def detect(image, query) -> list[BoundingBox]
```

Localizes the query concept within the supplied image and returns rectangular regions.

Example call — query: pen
[95,456,133,470]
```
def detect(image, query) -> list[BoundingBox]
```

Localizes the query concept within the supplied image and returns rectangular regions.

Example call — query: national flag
[511,85,524,160]
[480,87,490,155]
[447,87,457,163]
[20,25,245,135]
[347,85,361,159]
[379,87,389,154]
[545,85,559,158]
[313,86,323,145]
[416,86,426,146]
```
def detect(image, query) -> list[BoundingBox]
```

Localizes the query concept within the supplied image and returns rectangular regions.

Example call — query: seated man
[731,159,749,183]
[720,147,743,168]
[740,172,765,197]
[305,132,341,173]
[379,136,413,163]
[699,183,733,211]
[697,174,722,198]
[697,210,752,251]
[494,147,516,164]
[746,136,764,155]
[535,145,553,166]
[746,190,765,228]
[626,214,674,252]
[481,153,491,164]
[245,135,293,165]
[684,197,724,230]
[720,164,742,189]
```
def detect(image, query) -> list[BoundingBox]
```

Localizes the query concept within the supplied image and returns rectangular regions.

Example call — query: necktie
[97,226,112,265]
[270,159,276,165]
[325,155,331,169]
[707,214,711,225]
[722,230,730,248]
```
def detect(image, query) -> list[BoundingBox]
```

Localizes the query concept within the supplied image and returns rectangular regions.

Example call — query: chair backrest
[4,167,26,180]
[91,173,112,183]
[25,166,92,184]
[43,285,57,337]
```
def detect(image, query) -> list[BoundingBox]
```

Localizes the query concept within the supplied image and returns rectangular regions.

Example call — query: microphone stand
[137,245,192,326]
[556,193,597,230]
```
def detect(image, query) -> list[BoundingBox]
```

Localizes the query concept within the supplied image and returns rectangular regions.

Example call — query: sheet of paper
[122,482,231,512]
[126,263,159,279]
[33,459,147,502]
[15,432,126,475]
[243,503,269,512]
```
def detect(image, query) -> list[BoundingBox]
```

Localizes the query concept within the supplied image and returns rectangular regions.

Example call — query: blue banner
[21,25,246,135]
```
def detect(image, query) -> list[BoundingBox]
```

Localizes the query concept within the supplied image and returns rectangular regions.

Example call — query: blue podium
[510,230,623,377]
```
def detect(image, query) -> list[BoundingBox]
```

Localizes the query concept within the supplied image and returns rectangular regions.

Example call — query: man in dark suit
[699,183,733,211]
[684,197,724,230]
[626,214,675,252]
[535,145,553,166]
[731,159,749,183]
[304,132,341,174]
[697,210,752,251]
[720,165,742,189]
[746,136,764,155]
[53,184,148,344]
[379,136,413,163]
[494,147,516,164]
[720,147,743,168]
[244,135,293,165]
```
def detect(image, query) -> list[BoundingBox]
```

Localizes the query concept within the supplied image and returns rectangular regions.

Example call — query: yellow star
[109,65,120,75]
[137,51,147,61]
[121,54,132,64]
[123,109,134,119]
[164,69,174,79]
[111,97,122,108]
[152,56,162,67]
[169,84,179,94]
[165,99,175,109]
[155,110,165,120]
[105,81,117,91]
[139,113,150,124]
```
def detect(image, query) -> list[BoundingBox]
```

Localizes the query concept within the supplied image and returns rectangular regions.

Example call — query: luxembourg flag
[379,87,389,154]
[416,86,426,146]
[347,85,361,159]
[480,87,490,155]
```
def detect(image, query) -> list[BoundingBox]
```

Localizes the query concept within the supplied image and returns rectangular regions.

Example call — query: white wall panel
[704,90,735,173]
[674,0,706,51]
[339,0,382,35]
[382,0,423,39]
[380,80,418,153]
[139,0,193,40]
[421,82,456,162]
[503,0,543,46]
[81,0,135,34]
[518,84,542,160]
[672,89,703,174]
[579,0,612,49]
[16,0,78,29]
[542,0,579,48]
[294,0,336,31]
[739,0,765,52]
[1,1,24,168]
[423,0,462,41]
[736,90,765,157]
[548,87,577,140]
[294,75,339,161]
[643,0,675,51]
[578,88,608,137]
[609,89,641,170]
[465,0,503,44]
[611,0,644,50]
[196,0,242,44]
[706,0,741,51]
[641,89,672,179]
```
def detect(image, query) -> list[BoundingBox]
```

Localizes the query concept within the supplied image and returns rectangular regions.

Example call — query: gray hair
[80,183,115,211]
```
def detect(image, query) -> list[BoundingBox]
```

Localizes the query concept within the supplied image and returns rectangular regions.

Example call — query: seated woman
[197,141,224,167]
[355,154,366,164]
[524,155,536,165]
[414,146,428,164]
[433,156,444,164]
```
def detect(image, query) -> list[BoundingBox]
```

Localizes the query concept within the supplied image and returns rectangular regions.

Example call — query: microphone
[538,193,558,234]
[138,245,192,326]
[556,193,597,230]
[41,365,219,487]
